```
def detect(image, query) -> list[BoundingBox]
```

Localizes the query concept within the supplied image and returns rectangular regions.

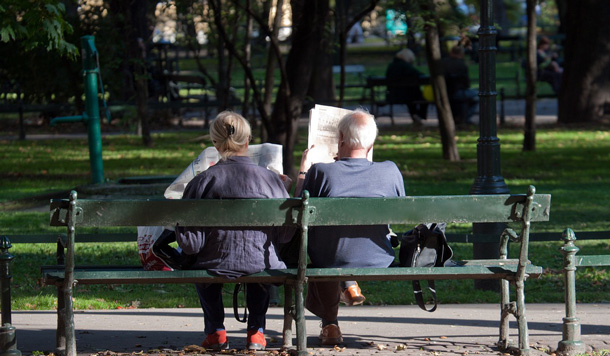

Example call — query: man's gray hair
[338,109,377,150]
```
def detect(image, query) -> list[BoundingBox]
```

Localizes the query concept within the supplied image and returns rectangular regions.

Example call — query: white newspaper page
[308,104,353,164]
[307,104,373,164]
[164,143,283,199]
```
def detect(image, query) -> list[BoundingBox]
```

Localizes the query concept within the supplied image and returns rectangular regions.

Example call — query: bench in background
[365,75,434,125]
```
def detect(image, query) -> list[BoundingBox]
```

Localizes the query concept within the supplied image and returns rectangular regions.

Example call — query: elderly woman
[176,111,293,351]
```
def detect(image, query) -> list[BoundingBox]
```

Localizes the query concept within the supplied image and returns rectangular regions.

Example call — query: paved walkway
[12,303,608,355]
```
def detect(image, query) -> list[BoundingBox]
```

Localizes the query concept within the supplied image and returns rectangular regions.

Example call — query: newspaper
[164,143,283,199]
[307,104,373,164]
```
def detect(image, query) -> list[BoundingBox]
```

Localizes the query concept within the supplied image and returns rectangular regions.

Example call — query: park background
[1,1,609,312]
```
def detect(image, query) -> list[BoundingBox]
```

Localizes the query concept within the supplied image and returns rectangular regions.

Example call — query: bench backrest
[50,189,551,229]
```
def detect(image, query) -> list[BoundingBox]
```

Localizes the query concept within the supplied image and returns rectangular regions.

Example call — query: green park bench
[2,186,551,356]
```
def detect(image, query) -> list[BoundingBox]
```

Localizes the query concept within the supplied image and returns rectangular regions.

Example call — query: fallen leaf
[440,336,448,339]
[395,344,407,351]
[183,345,205,352]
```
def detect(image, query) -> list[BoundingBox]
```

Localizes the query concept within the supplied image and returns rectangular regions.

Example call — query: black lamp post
[470,0,510,291]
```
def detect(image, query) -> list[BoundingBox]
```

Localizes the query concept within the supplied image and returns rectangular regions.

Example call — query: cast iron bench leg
[295,280,307,356]
[498,229,512,350]
[56,282,66,353]
[282,284,294,349]
[515,279,530,354]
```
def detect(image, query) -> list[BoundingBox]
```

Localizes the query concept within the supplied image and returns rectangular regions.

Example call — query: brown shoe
[319,324,343,345]
[340,283,366,306]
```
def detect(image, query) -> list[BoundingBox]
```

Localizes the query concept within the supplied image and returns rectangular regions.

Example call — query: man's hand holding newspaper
[306,104,373,166]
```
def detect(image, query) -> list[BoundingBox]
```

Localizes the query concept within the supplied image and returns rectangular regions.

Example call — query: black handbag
[399,223,454,312]
[151,229,196,270]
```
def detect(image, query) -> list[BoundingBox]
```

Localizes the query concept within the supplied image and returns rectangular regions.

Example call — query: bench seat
[41,265,296,285]
[41,261,543,286]
[306,262,542,282]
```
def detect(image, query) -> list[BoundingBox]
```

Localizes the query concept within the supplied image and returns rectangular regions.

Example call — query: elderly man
[295,109,405,345]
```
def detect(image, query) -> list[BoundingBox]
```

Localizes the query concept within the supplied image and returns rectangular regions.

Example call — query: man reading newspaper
[295,107,405,346]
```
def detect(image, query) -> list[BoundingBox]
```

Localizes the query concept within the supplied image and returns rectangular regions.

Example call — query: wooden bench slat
[14,230,604,245]
[50,198,303,227]
[306,264,543,281]
[41,266,296,285]
[50,194,551,228]
[8,233,136,243]
[576,255,610,267]
[41,261,543,285]
[307,194,551,225]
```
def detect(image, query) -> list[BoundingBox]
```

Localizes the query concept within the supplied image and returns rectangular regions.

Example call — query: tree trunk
[271,0,330,176]
[262,0,284,128]
[556,0,567,35]
[210,0,229,110]
[523,0,537,151]
[558,0,610,123]
[306,33,335,105]
[110,0,152,146]
[423,0,460,161]
[242,1,253,121]
[493,0,510,39]
[333,0,378,107]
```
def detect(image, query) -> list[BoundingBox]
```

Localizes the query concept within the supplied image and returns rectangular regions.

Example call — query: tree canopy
[0,0,77,57]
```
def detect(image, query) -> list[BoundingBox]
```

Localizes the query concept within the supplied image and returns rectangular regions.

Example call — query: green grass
[1,124,610,310]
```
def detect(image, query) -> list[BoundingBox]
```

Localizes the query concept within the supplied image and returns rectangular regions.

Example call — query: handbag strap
[233,283,248,323]
[412,280,438,312]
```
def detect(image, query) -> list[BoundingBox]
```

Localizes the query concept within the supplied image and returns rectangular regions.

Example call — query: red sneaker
[201,330,229,350]
[246,329,266,351]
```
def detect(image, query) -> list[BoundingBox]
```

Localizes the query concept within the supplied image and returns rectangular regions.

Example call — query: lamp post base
[0,324,21,356]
